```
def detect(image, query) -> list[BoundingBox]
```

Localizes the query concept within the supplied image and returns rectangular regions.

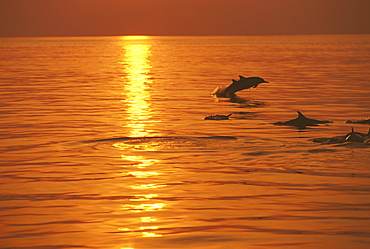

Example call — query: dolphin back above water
[345,118,370,124]
[313,127,370,144]
[345,127,370,143]
[212,76,269,98]
[204,113,232,120]
[274,111,332,129]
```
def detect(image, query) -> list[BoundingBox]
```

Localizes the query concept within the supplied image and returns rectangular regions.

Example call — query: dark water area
[1,35,370,249]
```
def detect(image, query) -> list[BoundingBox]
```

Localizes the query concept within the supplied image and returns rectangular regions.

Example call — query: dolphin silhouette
[224,76,269,96]
[212,76,269,98]
[274,111,332,129]
[365,128,370,143]
[345,118,370,124]
[345,127,366,142]
[204,114,232,120]
[312,127,370,144]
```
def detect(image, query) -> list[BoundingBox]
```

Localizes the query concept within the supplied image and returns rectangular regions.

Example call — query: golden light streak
[140,226,158,230]
[141,217,157,222]
[129,194,158,201]
[142,232,162,238]
[119,155,158,168]
[113,138,163,151]
[122,203,166,213]
[121,43,153,137]
[141,226,162,238]
[123,171,159,178]
[130,184,167,190]
[116,39,166,240]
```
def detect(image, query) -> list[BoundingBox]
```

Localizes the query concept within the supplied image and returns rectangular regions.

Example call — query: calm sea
[1,35,370,249]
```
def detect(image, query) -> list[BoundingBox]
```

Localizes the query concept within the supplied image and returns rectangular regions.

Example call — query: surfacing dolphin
[273,111,332,129]
[345,127,367,142]
[204,114,232,120]
[345,118,370,124]
[212,76,269,99]
[312,127,370,144]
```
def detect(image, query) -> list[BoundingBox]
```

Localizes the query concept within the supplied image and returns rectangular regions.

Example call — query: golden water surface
[1,35,370,249]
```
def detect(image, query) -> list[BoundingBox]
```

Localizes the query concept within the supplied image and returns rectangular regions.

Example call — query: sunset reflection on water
[121,38,155,137]
[115,37,164,240]
[114,148,165,238]
[1,35,369,249]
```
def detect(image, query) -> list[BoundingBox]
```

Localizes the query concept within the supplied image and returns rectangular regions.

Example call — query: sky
[1,0,370,37]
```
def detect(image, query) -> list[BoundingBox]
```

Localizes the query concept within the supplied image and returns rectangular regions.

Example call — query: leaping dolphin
[212,76,269,98]
[273,111,332,129]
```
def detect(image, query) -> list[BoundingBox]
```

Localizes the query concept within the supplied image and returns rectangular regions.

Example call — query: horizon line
[1,33,370,39]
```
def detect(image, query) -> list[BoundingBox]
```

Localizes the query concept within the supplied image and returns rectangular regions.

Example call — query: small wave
[83,135,237,144]
[308,148,337,153]
[83,136,183,144]
[81,135,239,151]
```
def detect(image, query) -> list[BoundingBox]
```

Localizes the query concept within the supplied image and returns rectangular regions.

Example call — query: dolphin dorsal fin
[351,127,355,133]
[239,75,246,79]
[297,111,306,118]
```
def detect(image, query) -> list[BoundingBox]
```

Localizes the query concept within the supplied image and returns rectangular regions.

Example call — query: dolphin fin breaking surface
[312,127,370,144]
[273,111,332,129]
[204,114,232,120]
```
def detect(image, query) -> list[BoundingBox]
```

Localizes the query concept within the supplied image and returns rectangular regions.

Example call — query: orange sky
[1,0,370,37]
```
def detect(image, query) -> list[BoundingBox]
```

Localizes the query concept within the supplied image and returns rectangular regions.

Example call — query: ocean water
[0,35,370,249]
